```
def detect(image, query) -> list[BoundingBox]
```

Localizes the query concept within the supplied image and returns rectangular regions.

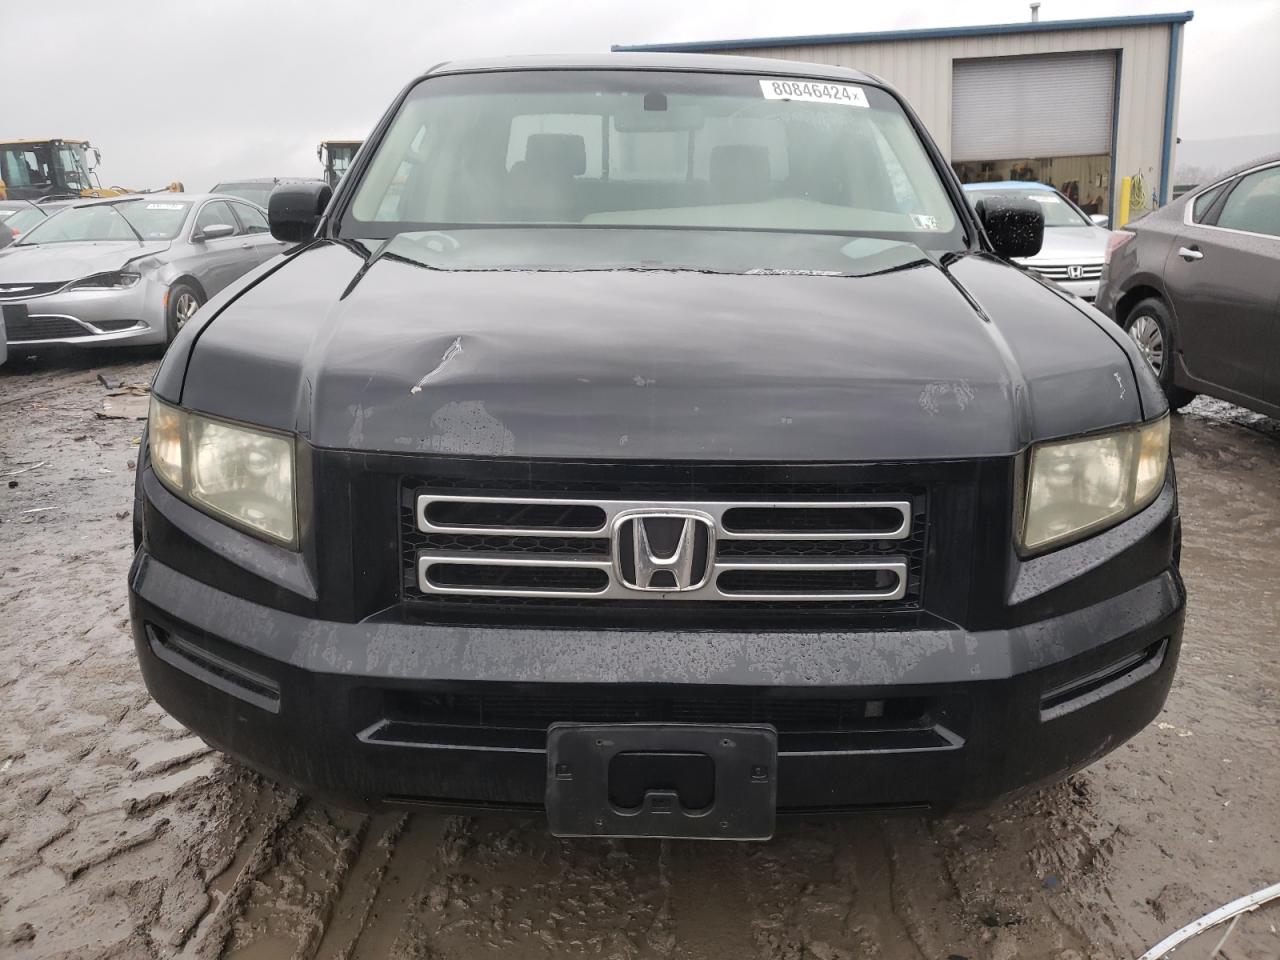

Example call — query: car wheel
[1123,297,1196,410]
[165,283,203,342]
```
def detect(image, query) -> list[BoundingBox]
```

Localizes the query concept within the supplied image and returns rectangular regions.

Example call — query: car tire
[165,283,203,343]
[1123,297,1196,411]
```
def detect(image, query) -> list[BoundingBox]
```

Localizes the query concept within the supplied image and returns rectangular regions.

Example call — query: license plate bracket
[546,723,777,840]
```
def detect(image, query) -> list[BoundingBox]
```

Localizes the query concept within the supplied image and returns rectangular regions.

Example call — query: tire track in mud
[308,812,407,959]
[183,790,306,959]
[318,812,453,960]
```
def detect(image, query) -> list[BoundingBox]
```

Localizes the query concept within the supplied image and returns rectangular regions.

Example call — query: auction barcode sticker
[760,79,869,107]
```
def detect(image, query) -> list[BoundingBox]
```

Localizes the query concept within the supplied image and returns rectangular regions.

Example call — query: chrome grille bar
[416,553,907,601]
[1031,264,1104,280]
[416,495,912,541]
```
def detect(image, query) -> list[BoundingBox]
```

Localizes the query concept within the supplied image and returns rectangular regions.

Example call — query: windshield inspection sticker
[760,79,869,107]
[145,202,185,210]
[910,213,940,230]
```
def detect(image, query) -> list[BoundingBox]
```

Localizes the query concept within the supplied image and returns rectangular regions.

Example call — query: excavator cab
[0,139,100,201]
[318,140,363,188]
[0,139,182,201]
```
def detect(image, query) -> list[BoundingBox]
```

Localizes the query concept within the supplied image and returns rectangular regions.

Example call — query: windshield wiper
[109,204,146,244]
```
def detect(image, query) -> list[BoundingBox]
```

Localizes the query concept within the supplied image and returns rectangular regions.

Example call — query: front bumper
[128,545,1185,815]
[1056,278,1100,301]
[1,279,166,347]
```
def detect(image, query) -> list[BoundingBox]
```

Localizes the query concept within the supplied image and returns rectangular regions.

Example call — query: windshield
[4,207,50,235]
[328,146,358,177]
[965,187,1091,227]
[17,200,191,244]
[212,182,275,207]
[343,70,965,270]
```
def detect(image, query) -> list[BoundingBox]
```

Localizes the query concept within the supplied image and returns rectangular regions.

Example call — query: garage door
[951,51,1116,161]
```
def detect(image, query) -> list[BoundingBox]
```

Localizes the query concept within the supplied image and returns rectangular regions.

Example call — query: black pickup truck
[129,54,1184,840]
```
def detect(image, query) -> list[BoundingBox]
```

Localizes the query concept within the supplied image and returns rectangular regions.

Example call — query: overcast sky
[4,0,1277,192]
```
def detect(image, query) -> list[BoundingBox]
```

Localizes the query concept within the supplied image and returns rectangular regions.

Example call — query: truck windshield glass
[344,70,965,258]
[17,200,191,244]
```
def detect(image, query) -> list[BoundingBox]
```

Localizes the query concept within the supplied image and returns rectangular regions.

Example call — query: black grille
[722,505,904,535]
[415,533,610,555]
[0,282,65,300]
[362,688,933,734]
[3,313,89,341]
[716,538,914,557]
[718,567,897,595]
[399,471,928,624]
[425,499,605,531]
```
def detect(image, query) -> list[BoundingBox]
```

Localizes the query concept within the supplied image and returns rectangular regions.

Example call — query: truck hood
[0,240,170,284]
[171,241,1155,461]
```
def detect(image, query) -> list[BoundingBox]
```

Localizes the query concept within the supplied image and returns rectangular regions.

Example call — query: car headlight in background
[148,396,297,546]
[1021,416,1170,553]
[67,270,141,290]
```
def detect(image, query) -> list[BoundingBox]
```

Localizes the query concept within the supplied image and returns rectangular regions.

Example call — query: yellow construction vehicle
[0,138,184,201]
[318,140,363,188]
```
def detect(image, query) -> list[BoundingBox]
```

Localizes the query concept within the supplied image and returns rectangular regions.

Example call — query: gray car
[0,193,287,349]
[210,177,325,209]
[963,181,1112,300]
[1097,153,1280,416]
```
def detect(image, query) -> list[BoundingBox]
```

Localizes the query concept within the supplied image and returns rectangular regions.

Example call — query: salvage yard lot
[1,350,1277,960]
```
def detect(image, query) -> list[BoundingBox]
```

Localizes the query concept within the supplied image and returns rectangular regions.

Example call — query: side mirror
[269,181,332,243]
[194,224,238,241]
[195,223,236,241]
[1090,213,1111,228]
[975,196,1044,259]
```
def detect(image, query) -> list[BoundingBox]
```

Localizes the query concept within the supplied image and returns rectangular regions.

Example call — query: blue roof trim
[612,12,1194,53]
[1159,22,1183,205]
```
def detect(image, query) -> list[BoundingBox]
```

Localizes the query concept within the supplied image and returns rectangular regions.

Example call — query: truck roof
[427,52,879,85]
[0,138,90,146]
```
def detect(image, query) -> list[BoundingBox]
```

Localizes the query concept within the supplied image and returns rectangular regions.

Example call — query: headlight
[67,271,141,290]
[148,396,297,546]
[1020,416,1170,553]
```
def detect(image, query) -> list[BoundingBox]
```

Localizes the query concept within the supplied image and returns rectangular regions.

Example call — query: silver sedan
[963,182,1112,301]
[0,193,288,349]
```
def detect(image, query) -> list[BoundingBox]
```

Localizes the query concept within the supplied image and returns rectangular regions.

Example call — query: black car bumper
[128,545,1184,816]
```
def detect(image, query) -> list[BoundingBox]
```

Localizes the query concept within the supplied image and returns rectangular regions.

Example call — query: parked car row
[0,193,287,349]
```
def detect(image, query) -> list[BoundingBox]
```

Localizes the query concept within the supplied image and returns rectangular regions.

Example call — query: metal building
[614,11,1193,218]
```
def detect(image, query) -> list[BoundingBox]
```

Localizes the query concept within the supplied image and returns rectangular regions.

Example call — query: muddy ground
[0,348,1277,960]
